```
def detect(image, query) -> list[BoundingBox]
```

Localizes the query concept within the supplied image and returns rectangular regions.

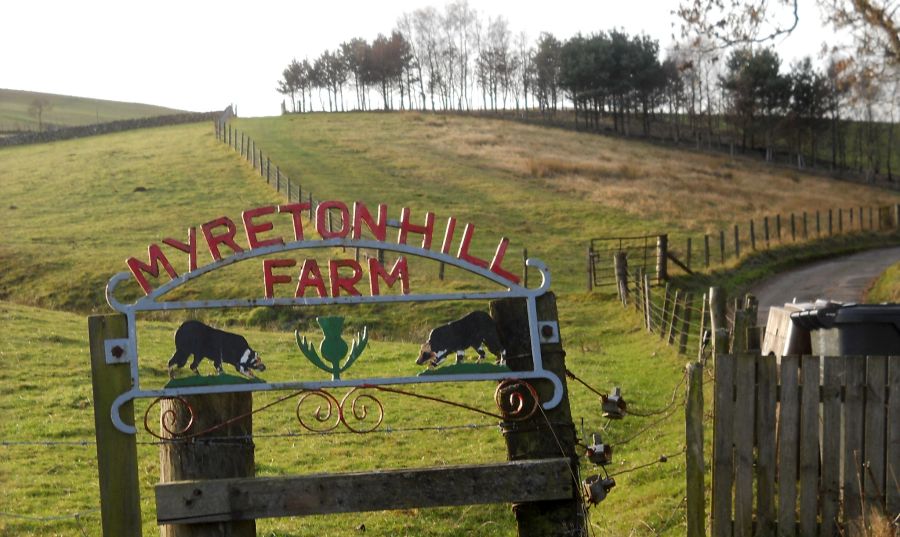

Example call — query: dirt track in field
[750,246,900,324]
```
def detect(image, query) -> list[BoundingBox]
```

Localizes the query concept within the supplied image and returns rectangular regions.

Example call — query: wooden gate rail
[156,458,573,524]
[712,353,900,537]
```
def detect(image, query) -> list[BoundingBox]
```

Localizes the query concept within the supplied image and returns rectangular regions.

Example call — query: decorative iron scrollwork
[494,379,539,421]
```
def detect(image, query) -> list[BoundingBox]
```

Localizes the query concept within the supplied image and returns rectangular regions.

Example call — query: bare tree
[28,98,52,132]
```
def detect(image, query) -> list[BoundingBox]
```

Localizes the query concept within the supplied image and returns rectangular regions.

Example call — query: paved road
[750,246,900,324]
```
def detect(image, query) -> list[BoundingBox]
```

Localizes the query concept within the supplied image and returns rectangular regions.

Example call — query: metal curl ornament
[144,396,195,440]
[338,387,385,433]
[296,390,341,432]
[494,379,539,421]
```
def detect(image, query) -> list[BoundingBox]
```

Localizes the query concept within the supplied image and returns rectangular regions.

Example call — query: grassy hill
[1,113,898,536]
[0,88,185,133]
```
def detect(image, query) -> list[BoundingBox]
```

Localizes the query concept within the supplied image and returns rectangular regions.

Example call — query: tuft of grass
[865,261,900,303]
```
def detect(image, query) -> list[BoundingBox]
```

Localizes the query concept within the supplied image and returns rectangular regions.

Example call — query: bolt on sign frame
[105,235,563,434]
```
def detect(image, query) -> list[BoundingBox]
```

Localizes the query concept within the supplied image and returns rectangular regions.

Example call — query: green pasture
[0,88,184,133]
[1,111,898,536]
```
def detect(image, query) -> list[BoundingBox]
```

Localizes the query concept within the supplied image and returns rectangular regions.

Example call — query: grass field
[0,88,185,133]
[1,112,899,536]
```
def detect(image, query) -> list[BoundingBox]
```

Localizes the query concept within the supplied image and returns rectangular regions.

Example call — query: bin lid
[790,303,900,330]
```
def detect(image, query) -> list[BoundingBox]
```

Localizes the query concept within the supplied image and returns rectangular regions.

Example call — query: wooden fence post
[587,246,595,291]
[790,213,796,241]
[704,234,710,268]
[266,157,271,184]
[775,214,781,242]
[685,362,706,537]
[750,220,756,251]
[732,226,739,260]
[490,293,586,537]
[686,237,692,271]
[719,230,726,264]
[803,211,808,239]
[708,288,727,357]
[276,166,281,194]
[159,393,255,537]
[828,209,833,236]
[656,234,668,284]
[838,208,843,234]
[614,251,628,305]
[644,273,653,332]
[88,314,142,537]
[763,216,769,247]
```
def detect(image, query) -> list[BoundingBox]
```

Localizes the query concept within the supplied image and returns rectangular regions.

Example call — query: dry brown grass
[426,115,900,232]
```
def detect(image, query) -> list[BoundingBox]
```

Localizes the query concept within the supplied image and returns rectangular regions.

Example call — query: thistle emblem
[295,316,368,380]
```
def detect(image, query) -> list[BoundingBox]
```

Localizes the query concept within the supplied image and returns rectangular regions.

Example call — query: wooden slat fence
[712,353,900,537]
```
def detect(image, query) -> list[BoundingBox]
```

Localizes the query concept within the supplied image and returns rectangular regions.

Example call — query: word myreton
[127,200,521,297]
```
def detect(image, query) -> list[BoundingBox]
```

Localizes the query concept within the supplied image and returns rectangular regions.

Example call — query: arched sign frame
[105,237,563,434]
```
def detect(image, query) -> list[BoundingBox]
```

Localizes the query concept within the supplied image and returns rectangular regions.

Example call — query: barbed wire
[0,508,98,536]
[607,448,685,478]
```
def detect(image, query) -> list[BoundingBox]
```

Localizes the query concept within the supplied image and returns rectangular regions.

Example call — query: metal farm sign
[104,200,562,434]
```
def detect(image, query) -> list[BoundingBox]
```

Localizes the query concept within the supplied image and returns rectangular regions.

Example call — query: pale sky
[2,0,836,117]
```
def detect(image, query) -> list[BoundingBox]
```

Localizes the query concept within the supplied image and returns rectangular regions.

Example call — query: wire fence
[587,204,900,290]
[621,267,708,357]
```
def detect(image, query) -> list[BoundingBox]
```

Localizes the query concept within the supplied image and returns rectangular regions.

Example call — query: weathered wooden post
[732,226,739,260]
[656,234,668,284]
[708,287,727,357]
[816,210,821,236]
[265,157,271,184]
[719,230,726,264]
[704,234,710,268]
[158,393,256,537]
[586,246,595,291]
[89,314,142,537]
[763,216,769,247]
[490,293,586,537]
[613,251,628,306]
[802,211,808,239]
[276,166,281,194]
[685,361,705,537]
[686,237,692,270]
[894,203,900,228]
[775,214,781,241]
[750,220,756,250]
[838,208,843,234]
[828,209,833,235]
[790,213,796,241]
